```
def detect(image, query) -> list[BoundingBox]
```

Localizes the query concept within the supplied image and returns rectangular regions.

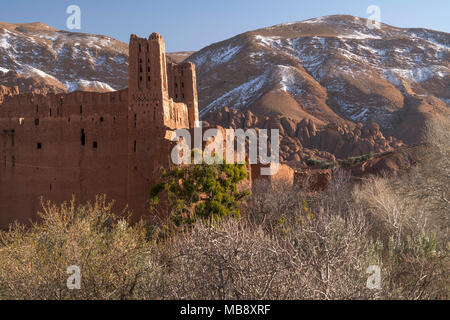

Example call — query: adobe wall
[0,89,130,227]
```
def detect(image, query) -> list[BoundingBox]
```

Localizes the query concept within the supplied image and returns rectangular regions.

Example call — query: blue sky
[1,0,449,51]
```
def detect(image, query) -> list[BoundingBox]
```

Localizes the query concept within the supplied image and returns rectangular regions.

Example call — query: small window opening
[100,117,104,122]
[81,129,86,146]
[181,82,184,88]
[134,140,137,153]
[37,143,42,149]
[35,118,39,126]
[11,156,15,168]
[80,105,83,114]
[93,141,98,149]
[134,114,137,127]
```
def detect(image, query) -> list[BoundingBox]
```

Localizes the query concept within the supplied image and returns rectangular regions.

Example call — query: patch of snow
[38,33,58,41]
[255,35,282,47]
[211,44,241,64]
[18,66,58,80]
[275,65,302,95]
[254,35,293,51]
[65,80,115,92]
[334,96,393,125]
[200,71,269,117]
[0,66,9,73]
[302,17,326,24]
[191,42,242,71]
[270,21,299,28]
[0,29,12,49]
[111,56,127,64]
[353,108,369,121]
[86,36,113,50]
[64,81,78,92]
[410,32,449,50]
[338,31,381,40]
[249,51,264,60]
[384,66,445,85]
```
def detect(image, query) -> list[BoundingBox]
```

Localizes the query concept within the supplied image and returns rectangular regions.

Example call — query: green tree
[150,153,249,226]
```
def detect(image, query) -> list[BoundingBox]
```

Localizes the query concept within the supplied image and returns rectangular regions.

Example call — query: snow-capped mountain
[188,15,449,143]
[0,21,129,94]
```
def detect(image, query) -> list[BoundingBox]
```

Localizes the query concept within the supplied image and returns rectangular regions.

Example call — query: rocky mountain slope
[0,22,129,94]
[188,15,449,148]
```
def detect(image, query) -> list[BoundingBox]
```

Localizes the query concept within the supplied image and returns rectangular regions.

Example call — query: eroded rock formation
[204,107,403,165]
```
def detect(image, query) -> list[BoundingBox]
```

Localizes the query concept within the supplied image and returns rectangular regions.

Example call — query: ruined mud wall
[0,90,129,226]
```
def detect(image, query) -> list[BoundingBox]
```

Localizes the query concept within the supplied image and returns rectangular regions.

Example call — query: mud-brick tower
[167,61,199,128]
[127,33,198,217]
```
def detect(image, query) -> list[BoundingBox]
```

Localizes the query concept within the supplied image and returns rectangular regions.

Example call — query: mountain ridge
[186,15,448,145]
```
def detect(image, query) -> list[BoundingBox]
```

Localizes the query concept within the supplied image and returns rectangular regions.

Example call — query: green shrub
[150,154,249,226]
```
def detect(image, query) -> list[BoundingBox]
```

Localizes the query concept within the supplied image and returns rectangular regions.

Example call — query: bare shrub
[161,219,297,299]
[354,116,449,244]
[351,116,449,299]
[409,116,449,240]
[353,176,426,244]
[0,195,165,300]
[279,206,377,299]
[162,214,378,300]
[243,178,306,229]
